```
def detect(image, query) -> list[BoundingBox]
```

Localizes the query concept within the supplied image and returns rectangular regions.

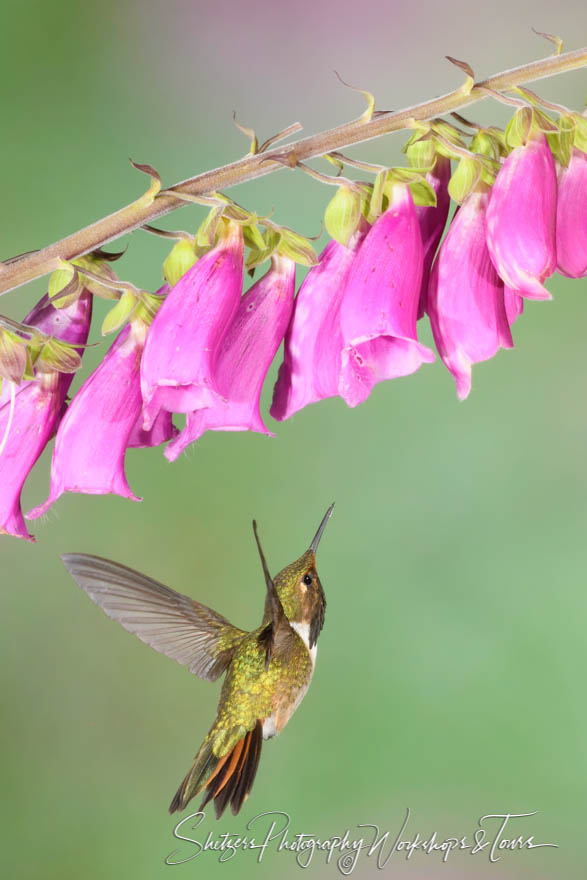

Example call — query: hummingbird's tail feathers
[61,553,246,681]
[169,721,263,819]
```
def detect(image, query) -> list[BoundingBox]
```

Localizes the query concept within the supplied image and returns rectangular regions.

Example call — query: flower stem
[1,46,586,297]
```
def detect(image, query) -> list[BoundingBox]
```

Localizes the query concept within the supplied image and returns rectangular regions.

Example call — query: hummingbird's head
[273,505,334,649]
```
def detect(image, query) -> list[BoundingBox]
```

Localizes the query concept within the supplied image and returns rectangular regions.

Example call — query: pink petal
[339,185,434,406]
[166,255,296,460]
[27,324,146,518]
[271,226,367,421]
[416,155,452,318]
[140,222,244,429]
[486,133,557,299]
[556,148,587,278]
[428,189,513,400]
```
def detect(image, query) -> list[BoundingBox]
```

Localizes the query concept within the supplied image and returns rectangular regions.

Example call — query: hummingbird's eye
[303,574,313,587]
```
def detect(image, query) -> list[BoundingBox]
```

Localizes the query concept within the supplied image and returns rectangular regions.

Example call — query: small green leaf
[505,107,534,150]
[367,169,389,223]
[101,291,138,335]
[555,114,575,167]
[135,292,165,327]
[573,115,587,155]
[196,206,224,248]
[324,185,362,246]
[405,138,437,170]
[163,239,198,287]
[243,222,266,252]
[470,131,500,160]
[48,263,82,308]
[246,228,282,270]
[37,338,82,374]
[407,179,437,207]
[0,329,27,383]
[278,229,318,267]
[448,157,481,203]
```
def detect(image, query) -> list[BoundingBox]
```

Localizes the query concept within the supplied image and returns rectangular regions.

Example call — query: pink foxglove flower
[28,320,163,517]
[416,155,451,317]
[486,132,557,299]
[556,148,587,278]
[428,188,513,400]
[338,184,434,408]
[504,287,524,325]
[271,225,367,421]
[0,292,92,541]
[140,221,244,430]
[166,255,296,460]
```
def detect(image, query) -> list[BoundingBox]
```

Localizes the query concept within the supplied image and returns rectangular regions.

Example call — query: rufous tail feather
[169,720,263,819]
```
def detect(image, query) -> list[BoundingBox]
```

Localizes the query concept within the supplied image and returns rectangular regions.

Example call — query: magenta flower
[166,255,296,461]
[338,184,434,408]
[416,154,451,318]
[504,287,524,325]
[271,224,368,421]
[427,188,513,400]
[140,221,244,430]
[27,321,161,518]
[486,132,557,299]
[556,148,587,278]
[0,292,92,541]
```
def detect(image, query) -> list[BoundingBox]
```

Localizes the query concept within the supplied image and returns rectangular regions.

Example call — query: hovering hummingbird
[61,504,334,819]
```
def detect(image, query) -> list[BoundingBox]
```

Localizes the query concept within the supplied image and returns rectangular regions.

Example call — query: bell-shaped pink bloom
[416,155,452,318]
[338,184,435,408]
[28,321,158,518]
[556,148,587,278]
[166,255,296,461]
[428,188,513,400]
[140,222,244,430]
[486,132,557,299]
[271,224,368,421]
[128,409,177,448]
[0,292,92,541]
[504,287,524,325]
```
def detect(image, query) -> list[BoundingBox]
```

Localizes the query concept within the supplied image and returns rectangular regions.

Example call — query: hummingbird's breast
[262,623,316,740]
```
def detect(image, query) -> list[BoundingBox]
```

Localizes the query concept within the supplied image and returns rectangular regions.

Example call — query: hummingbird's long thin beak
[309,503,335,554]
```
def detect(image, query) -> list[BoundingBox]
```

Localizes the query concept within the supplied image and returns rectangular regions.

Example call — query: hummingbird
[61,504,333,819]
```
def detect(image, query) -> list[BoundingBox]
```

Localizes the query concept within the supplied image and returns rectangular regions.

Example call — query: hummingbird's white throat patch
[290,621,317,665]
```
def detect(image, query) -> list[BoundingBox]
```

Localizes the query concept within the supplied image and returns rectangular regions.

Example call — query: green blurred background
[2,1,587,877]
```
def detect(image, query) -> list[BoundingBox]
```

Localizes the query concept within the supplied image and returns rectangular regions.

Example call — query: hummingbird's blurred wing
[61,554,246,681]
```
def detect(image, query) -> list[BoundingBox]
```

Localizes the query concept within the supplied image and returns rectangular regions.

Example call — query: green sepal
[22,347,36,382]
[405,137,437,170]
[324,185,362,246]
[246,228,282,270]
[383,167,437,208]
[75,256,120,301]
[243,221,266,252]
[448,157,482,204]
[367,169,389,224]
[36,337,82,374]
[505,107,534,150]
[134,291,165,327]
[470,130,500,160]
[48,263,82,309]
[195,206,224,248]
[572,115,587,155]
[163,239,198,287]
[533,108,558,134]
[323,153,345,173]
[277,228,318,267]
[545,113,575,167]
[101,291,138,335]
[0,329,28,383]
[556,114,575,167]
